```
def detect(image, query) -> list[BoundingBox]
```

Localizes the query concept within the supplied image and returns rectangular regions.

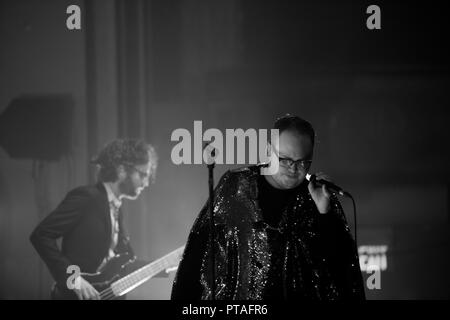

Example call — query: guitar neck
[110,246,184,297]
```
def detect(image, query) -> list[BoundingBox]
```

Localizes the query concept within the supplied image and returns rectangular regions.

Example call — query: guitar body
[51,252,135,300]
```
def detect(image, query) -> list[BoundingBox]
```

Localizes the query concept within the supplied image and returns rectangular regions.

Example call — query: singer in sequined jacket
[171,165,365,300]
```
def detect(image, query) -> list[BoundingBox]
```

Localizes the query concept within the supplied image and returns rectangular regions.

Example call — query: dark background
[0,0,449,299]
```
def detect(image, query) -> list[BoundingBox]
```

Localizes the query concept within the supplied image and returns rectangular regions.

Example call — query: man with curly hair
[30,139,157,299]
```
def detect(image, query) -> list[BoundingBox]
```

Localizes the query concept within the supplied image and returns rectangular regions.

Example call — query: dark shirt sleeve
[316,212,350,271]
[317,212,345,253]
[315,200,365,300]
[29,187,92,284]
[170,211,209,300]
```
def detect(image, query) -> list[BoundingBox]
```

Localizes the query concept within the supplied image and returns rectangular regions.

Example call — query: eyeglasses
[273,150,312,170]
[279,157,312,170]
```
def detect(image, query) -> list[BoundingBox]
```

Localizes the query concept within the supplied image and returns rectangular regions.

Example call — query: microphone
[305,173,350,197]
[255,162,270,168]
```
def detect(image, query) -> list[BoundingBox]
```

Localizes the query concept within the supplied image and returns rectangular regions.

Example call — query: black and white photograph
[0,0,449,305]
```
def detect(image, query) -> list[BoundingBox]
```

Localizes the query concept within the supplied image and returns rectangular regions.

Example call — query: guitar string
[100,292,113,299]
[100,290,116,300]
[107,259,169,296]
[98,249,184,300]
[103,293,116,300]
[100,288,115,300]
[97,262,164,300]
[99,290,112,297]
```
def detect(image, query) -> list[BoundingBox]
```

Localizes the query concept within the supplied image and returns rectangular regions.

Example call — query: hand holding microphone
[306,172,350,214]
[306,172,332,214]
[305,172,357,244]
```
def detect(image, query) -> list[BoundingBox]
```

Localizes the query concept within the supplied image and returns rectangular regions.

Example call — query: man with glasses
[172,115,364,300]
[30,139,157,299]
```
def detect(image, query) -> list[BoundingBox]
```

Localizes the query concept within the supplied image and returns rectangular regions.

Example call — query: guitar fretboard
[111,246,185,296]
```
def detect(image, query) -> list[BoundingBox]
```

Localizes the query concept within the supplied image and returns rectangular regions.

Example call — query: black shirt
[257,174,304,299]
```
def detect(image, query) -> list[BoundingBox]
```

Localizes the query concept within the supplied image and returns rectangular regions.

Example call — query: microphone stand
[207,154,216,300]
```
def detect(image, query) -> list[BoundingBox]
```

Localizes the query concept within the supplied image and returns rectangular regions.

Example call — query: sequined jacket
[171,166,365,300]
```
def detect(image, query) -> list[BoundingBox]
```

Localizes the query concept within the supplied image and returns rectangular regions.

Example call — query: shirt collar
[103,182,122,209]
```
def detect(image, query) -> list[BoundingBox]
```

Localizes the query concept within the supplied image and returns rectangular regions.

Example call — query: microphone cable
[348,193,358,248]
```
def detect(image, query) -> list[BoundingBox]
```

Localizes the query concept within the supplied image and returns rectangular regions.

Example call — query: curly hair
[91,139,158,183]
